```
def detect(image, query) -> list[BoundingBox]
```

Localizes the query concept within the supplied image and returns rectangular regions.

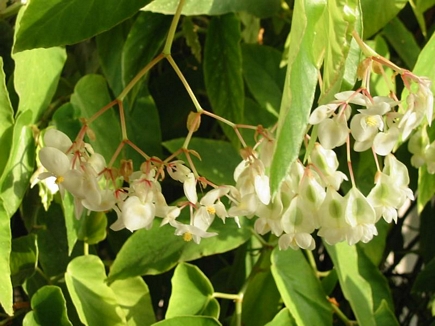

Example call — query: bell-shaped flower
[367,172,403,223]
[383,154,414,202]
[183,173,198,204]
[317,113,349,149]
[372,126,400,156]
[308,103,339,125]
[44,128,73,153]
[254,194,284,236]
[169,220,217,244]
[195,187,229,223]
[408,128,429,168]
[112,195,156,232]
[167,160,191,182]
[279,196,316,250]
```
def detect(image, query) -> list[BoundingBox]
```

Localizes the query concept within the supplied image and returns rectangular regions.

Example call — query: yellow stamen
[206,205,216,215]
[183,232,193,242]
[365,115,378,127]
[55,176,64,184]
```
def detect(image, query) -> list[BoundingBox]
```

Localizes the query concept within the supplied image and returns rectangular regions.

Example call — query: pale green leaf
[77,211,107,245]
[269,0,326,196]
[182,16,202,63]
[411,0,435,37]
[271,247,332,325]
[325,242,398,325]
[110,277,156,326]
[23,286,72,326]
[65,255,127,325]
[0,205,12,316]
[14,0,153,52]
[204,13,244,147]
[264,308,296,326]
[0,57,14,177]
[143,0,280,18]
[166,263,219,318]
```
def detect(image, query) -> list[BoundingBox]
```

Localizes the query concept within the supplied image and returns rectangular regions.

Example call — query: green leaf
[360,0,407,38]
[52,103,82,142]
[0,57,14,177]
[77,211,107,245]
[410,0,435,38]
[0,110,34,216]
[163,137,240,186]
[143,0,280,18]
[412,256,435,293]
[0,205,12,316]
[110,277,156,326]
[152,316,222,326]
[269,0,326,197]
[14,0,153,52]
[107,217,252,282]
[271,247,332,325]
[241,44,285,117]
[381,17,420,69]
[264,308,296,326]
[70,74,122,162]
[12,46,66,117]
[325,242,398,326]
[122,11,171,102]
[374,300,399,326]
[23,285,72,326]
[204,13,244,147]
[183,16,202,63]
[166,263,219,318]
[10,234,38,287]
[242,249,281,326]
[319,0,361,103]
[65,255,127,325]
[62,191,81,256]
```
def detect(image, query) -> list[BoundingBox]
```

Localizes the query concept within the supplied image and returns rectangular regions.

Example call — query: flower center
[206,205,216,215]
[365,115,378,127]
[55,176,64,184]
[183,232,193,242]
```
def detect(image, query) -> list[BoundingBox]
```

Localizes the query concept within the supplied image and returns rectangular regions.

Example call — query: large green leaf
[14,0,152,52]
[204,13,244,147]
[143,0,280,18]
[242,249,281,326]
[70,74,122,162]
[166,263,219,318]
[361,0,408,38]
[264,308,297,326]
[0,205,12,316]
[411,0,435,38]
[65,255,126,325]
[23,286,72,326]
[163,137,240,186]
[152,316,221,326]
[10,234,38,287]
[325,242,398,326]
[271,247,332,325]
[107,217,252,282]
[241,44,284,117]
[0,57,14,177]
[110,277,156,326]
[382,17,420,69]
[269,0,326,197]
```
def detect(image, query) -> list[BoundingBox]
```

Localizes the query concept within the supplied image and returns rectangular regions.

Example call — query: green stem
[330,300,357,326]
[166,55,203,113]
[163,0,186,54]
[84,242,89,256]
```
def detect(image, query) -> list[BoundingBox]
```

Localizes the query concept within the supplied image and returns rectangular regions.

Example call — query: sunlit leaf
[0,205,12,316]
[23,286,72,326]
[65,255,126,325]
[152,315,221,326]
[143,0,280,18]
[0,57,14,177]
[14,0,153,52]
[204,13,244,147]
[271,247,332,325]
[110,277,156,325]
[264,308,296,326]
[166,263,219,318]
[269,0,326,196]
[325,242,398,325]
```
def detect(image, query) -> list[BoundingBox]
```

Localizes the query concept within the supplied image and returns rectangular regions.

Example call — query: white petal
[255,174,270,205]
[39,147,70,176]
[44,129,72,153]
[183,173,198,203]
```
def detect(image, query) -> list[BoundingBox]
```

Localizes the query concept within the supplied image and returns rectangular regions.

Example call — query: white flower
[169,220,217,244]
[183,173,198,203]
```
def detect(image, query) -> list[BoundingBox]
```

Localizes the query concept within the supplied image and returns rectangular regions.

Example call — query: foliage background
[0,0,435,325]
